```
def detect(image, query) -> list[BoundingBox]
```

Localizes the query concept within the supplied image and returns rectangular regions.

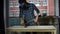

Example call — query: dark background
[0,0,5,34]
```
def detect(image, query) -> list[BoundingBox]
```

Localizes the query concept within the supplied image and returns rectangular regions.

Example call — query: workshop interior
[4,0,59,34]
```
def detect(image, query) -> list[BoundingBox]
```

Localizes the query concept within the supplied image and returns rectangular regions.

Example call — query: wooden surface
[6,26,56,32]
[7,26,56,29]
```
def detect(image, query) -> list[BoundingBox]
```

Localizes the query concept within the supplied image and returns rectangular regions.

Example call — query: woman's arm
[19,9,24,25]
[33,4,40,22]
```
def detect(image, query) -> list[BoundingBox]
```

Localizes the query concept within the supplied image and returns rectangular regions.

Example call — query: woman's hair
[18,0,29,9]
[18,0,27,4]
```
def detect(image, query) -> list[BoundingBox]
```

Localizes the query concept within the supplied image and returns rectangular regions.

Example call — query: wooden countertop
[7,26,56,29]
[6,26,56,32]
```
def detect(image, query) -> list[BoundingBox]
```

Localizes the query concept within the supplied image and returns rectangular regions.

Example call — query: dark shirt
[19,3,40,21]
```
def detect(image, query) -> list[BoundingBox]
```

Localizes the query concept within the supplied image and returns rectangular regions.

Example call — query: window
[42,0,47,6]
[35,1,41,6]
[29,0,34,3]
[14,11,19,17]
[42,10,47,16]
[9,1,19,7]
[27,0,41,6]
[9,11,19,17]
[14,1,19,7]
[9,11,14,17]
[9,1,13,7]
[42,10,47,13]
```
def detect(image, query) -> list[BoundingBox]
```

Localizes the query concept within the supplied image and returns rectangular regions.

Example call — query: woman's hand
[20,18,24,25]
[33,15,39,22]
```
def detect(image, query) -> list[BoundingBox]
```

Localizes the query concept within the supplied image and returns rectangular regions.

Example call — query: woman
[19,0,40,27]
[19,0,40,34]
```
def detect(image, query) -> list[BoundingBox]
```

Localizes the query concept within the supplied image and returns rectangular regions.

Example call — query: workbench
[6,26,56,34]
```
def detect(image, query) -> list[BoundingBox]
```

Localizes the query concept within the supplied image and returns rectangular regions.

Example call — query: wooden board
[6,26,56,32]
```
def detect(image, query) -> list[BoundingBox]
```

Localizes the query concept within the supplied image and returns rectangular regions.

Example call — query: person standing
[19,0,40,34]
[19,0,40,27]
